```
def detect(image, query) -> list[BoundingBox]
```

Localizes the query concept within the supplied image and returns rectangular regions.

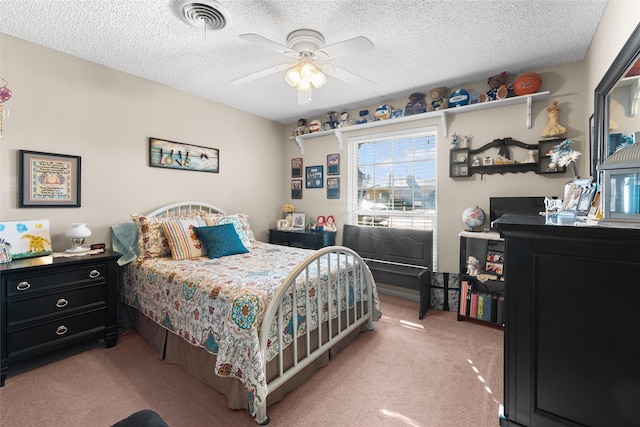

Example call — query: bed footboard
[254,246,377,425]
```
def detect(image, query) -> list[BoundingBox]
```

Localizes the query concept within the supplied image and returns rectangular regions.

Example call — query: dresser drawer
[7,308,107,356]
[7,283,107,326]
[6,263,107,296]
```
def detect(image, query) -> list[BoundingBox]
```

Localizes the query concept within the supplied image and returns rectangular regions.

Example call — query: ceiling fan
[231,29,376,104]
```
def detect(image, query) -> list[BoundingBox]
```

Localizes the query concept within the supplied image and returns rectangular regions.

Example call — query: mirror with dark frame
[593,23,640,178]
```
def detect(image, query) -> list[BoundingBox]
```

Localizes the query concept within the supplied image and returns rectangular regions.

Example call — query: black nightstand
[0,249,121,386]
[269,229,336,249]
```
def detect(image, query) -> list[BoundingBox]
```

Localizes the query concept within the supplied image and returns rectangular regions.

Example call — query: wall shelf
[289,91,550,154]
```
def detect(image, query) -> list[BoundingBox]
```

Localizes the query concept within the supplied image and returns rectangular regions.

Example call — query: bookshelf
[457,231,505,326]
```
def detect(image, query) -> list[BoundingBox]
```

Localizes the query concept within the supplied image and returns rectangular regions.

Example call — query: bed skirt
[119,302,364,410]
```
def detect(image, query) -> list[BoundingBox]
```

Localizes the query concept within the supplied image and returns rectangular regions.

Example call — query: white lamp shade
[285,67,301,87]
[311,71,327,89]
[65,223,92,238]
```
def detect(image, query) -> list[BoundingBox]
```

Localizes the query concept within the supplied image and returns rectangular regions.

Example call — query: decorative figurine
[292,118,310,136]
[356,109,370,124]
[323,111,339,130]
[427,87,449,111]
[479,72,512,102]
[451,133,459,148]
[404,92,427,116]
[325,215,337,232]
[472,155,481,166]
[523,150,536,163]
[466,256,480,276]
[461,134,473,148]
[308,119,322,133]
[375,104,392,120]
[337,111,351,127]
[541,100,567,138]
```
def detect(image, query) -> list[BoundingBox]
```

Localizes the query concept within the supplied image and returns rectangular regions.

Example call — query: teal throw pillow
[194,224,248,259]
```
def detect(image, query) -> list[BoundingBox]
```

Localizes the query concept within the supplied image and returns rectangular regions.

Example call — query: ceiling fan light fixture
[285,67,301,87]
[311,71,327,89]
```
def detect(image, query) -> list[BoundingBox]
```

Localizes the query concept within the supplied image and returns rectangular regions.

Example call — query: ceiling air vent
[175,0,231,31]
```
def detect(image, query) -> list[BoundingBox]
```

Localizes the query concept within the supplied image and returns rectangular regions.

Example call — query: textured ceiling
[0,0,608,124]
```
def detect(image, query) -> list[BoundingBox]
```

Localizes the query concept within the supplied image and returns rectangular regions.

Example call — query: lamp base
[66,246,89,253]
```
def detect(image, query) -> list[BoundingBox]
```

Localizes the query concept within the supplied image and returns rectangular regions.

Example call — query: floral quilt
[121,241,380,416]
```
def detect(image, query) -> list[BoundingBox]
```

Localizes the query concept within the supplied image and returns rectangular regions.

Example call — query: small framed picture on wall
[327,153,340,175]
[291,179,303,199]
[327,177,340,199]
[306,165,324,188]
[291,158,303,178]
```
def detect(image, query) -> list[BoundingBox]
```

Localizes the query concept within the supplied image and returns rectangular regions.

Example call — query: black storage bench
[342,224,432,319]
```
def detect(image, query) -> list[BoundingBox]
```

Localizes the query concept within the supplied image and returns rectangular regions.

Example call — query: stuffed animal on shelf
[356,109,371,124]
[427,87,449,111]
[479,72,513,102]
[337,111,351,128]
[323,111,339,130]
[404,92,427,116]
[308,119,322,133]
[292,118,310,136]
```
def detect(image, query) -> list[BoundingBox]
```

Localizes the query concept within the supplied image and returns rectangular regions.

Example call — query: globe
[462,206,486,231]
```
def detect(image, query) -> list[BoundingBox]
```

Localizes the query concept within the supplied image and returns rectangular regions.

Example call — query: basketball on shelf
[462,206,486,231]
[513,72,542,96]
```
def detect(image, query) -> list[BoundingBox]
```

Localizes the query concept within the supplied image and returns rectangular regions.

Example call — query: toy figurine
[427,87,449,111]
[323,111,339,130]
[356,109,370,124]
[451,133,459,148]
[292,118,309,136]
[479,72,512,102]
[325,215,337,232]
[308,119,322,133]
[404,92,426,116]
[337,111,351,128]
[375,104,392,120]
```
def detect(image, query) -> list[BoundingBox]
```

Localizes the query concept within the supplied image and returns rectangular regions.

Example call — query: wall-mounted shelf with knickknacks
[449,136,567,178]
[290,91,550,154]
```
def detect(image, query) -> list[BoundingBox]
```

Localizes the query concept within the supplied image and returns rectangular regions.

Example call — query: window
[348,126,437,267]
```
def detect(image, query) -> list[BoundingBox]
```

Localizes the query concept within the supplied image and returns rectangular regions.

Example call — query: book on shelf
[477,293,485,319]
[460,280,469,316]
[483,293,493,322]
[471,292,479,318]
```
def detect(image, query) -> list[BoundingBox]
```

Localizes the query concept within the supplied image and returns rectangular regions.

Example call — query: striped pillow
[161,217,207,260]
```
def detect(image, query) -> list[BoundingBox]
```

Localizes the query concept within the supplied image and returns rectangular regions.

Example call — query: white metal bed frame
[142,202,376,425]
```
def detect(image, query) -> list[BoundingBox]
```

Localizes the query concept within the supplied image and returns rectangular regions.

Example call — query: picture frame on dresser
[19,150,81,207]
[292,212,305,229]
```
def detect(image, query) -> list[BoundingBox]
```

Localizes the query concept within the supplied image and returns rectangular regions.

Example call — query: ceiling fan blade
[231,63,291,85]
[315,36,374,60]
[239,33,298,57]
[322,64,377,86]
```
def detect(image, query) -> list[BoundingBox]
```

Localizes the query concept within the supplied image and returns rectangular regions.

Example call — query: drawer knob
[89,270,101,279]
[56,325,68,335]
[56,298,69,308]
[16,281,31,291]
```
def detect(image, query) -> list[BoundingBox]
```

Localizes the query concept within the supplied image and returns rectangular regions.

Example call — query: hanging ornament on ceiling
[0,78,12,136]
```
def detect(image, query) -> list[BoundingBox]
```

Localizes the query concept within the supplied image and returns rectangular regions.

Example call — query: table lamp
[65,223,91,253]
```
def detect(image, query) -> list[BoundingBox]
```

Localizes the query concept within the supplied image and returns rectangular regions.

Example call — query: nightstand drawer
[7,308,107,356]
[6,264,107,296]
[7,283,107,325]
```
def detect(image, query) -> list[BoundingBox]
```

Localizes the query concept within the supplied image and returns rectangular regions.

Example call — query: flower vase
[285,213,293,227]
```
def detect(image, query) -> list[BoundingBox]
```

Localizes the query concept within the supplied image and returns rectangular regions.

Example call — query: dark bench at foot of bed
[342,224,432,319]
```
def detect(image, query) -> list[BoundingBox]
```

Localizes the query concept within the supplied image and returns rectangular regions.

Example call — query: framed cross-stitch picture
[19,150,81,207]
[291,158,303,178]
[291,179,302,199]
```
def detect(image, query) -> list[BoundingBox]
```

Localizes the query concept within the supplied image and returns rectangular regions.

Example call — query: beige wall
[0,34,286,250]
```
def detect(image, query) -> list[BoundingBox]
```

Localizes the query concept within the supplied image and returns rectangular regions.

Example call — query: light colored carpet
[0,294,503,427]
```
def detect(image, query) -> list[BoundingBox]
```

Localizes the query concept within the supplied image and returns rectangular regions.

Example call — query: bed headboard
[146,201,226,218]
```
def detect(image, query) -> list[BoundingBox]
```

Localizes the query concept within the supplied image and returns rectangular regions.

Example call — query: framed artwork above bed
[149,137,219,173]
